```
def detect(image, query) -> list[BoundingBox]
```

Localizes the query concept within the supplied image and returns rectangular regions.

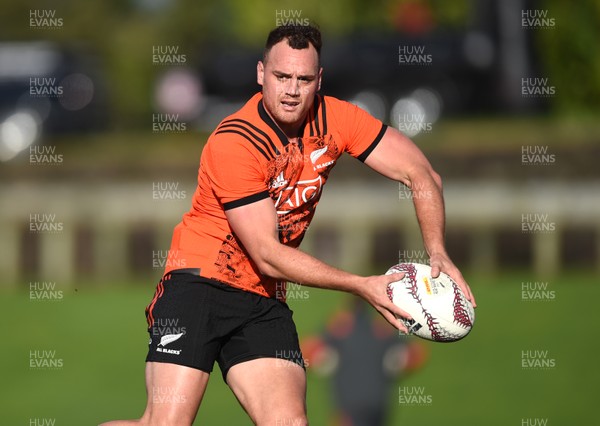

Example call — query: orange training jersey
[165,92,387,298]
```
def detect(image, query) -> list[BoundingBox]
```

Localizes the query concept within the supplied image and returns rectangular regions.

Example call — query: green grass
[2,271,598,425]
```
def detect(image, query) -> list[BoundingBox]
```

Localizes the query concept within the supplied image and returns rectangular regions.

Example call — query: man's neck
[261,101,306,141]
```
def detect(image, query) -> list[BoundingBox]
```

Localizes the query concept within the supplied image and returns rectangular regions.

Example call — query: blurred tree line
[537,0,600,116]
[1,0,598,128]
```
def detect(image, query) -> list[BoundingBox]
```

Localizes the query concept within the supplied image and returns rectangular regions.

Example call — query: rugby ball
[386,263,475,342]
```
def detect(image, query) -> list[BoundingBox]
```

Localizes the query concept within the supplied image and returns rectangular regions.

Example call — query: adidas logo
[271,172,288,189]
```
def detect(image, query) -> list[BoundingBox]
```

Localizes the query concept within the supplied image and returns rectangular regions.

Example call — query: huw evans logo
[29,213,63,233]
[399,182,432,200]
[521,78,556,97]
[29,9,63,29]
[152,45,186,65]
[275,10,310,26]
[152,182,187,200]
[275,349,309,368]
[152,386,187,404]
[30,145,63,165]
[275,282,309,301]
[29,350,63,369]
[398,45,432,65]
[522,9,555,29]
[521,213,555,234]
[521,419,549,426]
[29,418,57,426]
[29,77,63,97]
[521,350,556,370]
[152,114,186,133]
[151,318,186,338]
[276,221,310,235]
[152,250,187,269]
[30,282,63,301]
[397,113,432,136]
[275,419,306,426]
[521,282,555,302]
[521,145,555,166]
[398,249,429,266]
[398,386,433,405]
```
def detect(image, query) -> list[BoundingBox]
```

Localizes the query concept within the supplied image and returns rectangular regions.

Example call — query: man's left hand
[429,253,477,308]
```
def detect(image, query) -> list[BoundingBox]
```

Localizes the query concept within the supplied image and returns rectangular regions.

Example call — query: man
[102,24,475,426]
[302,297,416,426]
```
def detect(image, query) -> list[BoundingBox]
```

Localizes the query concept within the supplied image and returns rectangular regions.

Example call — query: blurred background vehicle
[0,41,108,161]
[194,0,549,133]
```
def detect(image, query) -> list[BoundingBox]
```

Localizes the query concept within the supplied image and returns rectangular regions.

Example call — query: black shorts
[145,270,304,381]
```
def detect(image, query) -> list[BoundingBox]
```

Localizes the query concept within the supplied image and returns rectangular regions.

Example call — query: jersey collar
[258,97,311,147]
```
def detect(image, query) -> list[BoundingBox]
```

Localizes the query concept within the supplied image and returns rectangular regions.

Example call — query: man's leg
[100,362,210,426]
[226,358,307,425]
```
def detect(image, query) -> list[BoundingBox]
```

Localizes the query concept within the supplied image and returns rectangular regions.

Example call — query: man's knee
[258,409,308,426]
[142,405,195,426]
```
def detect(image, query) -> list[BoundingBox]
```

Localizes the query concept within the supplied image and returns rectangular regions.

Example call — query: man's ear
[257,61,264,86]
[317,67,323,91]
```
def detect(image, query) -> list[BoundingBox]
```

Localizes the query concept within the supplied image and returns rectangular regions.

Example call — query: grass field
[2,271,598,425]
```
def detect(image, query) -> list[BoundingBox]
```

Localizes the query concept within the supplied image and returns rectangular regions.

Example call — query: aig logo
[274,175,323,213]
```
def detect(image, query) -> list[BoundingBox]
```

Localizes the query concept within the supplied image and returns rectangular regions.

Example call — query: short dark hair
[263,24,322,63]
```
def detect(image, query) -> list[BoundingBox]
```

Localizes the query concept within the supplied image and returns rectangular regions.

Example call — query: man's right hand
[355,272,412,333]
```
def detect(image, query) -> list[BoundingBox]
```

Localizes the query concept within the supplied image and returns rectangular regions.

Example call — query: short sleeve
[332,98,388,162]
[203,134,269,210]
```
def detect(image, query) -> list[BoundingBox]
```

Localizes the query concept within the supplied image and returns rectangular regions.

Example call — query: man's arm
[225,198,412,331]
[363,127,476,307]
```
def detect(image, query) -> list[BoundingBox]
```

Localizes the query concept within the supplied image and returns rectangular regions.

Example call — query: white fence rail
[1,180,598,286]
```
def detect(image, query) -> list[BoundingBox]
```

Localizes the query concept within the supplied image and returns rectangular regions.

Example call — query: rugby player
[102,24,475,426]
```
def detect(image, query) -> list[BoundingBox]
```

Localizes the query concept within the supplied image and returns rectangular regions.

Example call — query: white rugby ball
[386,262,475,342]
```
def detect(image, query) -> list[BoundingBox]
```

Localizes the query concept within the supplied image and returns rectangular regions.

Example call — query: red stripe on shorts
[145,275,168,328]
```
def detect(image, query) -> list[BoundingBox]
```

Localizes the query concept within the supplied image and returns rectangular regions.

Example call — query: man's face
[257,41,322,136]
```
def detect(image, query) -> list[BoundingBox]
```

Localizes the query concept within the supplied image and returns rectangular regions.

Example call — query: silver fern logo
[156,333,184,355]
[159,333,184,347]
[309,146,328,164]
